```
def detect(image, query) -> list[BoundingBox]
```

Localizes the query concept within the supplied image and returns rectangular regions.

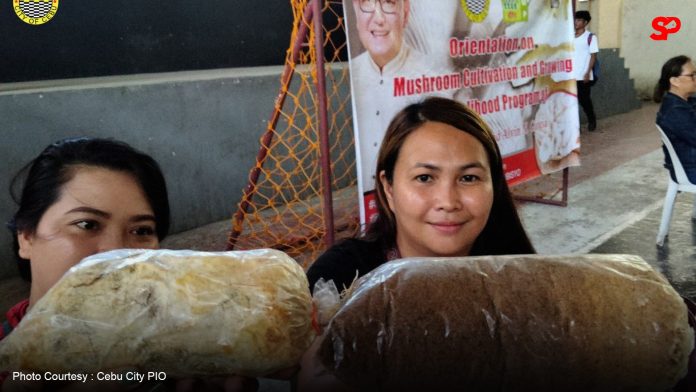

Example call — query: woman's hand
[295,334,355,392]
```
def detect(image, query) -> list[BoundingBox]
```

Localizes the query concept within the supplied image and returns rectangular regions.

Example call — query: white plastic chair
[655,124,696,246]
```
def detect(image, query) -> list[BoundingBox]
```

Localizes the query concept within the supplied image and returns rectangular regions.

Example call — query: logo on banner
[502,0,529,23]
[650,16,681,41]
[461,0,491,23]
[14,0,59,25]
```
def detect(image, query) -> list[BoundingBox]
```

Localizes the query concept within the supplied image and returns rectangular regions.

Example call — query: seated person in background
[298,97,535,391]
[654,55,696,183]
[307,96,535,293]
[1,137,260,392]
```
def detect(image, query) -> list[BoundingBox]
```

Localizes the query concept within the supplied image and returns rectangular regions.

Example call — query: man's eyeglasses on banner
[359,0,399,14]
[679,72,696,81]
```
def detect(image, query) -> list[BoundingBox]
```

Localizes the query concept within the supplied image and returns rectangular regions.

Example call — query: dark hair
[8,137,170,281]
[653,55,691,103]
[365,97,535,256]
[574,11,591,22]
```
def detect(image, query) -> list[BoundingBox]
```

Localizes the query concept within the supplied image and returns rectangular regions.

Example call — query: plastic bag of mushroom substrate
[0,248,315,377]
[318,254,695,391]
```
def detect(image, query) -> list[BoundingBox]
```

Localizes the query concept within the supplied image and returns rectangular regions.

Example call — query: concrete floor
[1,101,694,391]
[513,101,695,301]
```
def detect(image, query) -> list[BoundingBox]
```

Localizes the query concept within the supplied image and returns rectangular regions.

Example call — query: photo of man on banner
[346,0,457,223]
[346,0,581,225]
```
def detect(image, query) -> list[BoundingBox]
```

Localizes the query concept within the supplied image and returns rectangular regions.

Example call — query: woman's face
[677,61,696,95]
[380,121,494,258]
[18,166,159,305]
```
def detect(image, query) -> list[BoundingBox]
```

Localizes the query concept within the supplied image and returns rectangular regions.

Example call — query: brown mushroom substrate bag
[0,249,315,376]
[319,254,695,391]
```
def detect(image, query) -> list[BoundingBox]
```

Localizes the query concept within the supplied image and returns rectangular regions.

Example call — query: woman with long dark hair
[307,97,534,292]
[5,137,170,317]
[298,97,534,391]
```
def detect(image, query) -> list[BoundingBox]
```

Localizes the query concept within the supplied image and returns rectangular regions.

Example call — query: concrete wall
[575,0,621,49]
[621,0,696,98]
[0,67,353,279]
[595,0,622,49]
[590,48,642,121]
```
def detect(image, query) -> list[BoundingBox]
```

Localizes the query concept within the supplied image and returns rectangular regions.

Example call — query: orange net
[227,0,360,269]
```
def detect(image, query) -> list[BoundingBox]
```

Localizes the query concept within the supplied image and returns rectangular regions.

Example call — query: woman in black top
[299,97,535,391]
[307,97,535,293]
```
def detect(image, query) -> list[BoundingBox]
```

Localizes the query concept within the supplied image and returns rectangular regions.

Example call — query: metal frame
[312,0,335,246]
[227,0,335,250]
[513,167,569,207]
[514,0,574,207]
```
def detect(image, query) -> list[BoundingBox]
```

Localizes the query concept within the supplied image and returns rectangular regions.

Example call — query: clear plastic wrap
[319,254,695,391]
[0,248,314,377]
[312,278,341,330]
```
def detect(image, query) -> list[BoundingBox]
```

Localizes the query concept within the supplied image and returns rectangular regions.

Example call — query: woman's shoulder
[658,93,696,127]
[306,238,387,293]
[0,298,29,341]
[659,92,677,108]
[659,93,687,120]
[325,237,382,254]
[662,92,693,109]
[310,237,386,270]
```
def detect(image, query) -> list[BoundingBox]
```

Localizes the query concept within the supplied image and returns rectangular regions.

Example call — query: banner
[345,0,580,224]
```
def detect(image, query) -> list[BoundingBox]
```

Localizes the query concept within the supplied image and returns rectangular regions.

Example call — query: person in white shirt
[350,0,452,199]
[573,10,598,131]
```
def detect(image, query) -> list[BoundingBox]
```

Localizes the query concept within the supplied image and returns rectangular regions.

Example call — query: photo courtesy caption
[12,371,167,383]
